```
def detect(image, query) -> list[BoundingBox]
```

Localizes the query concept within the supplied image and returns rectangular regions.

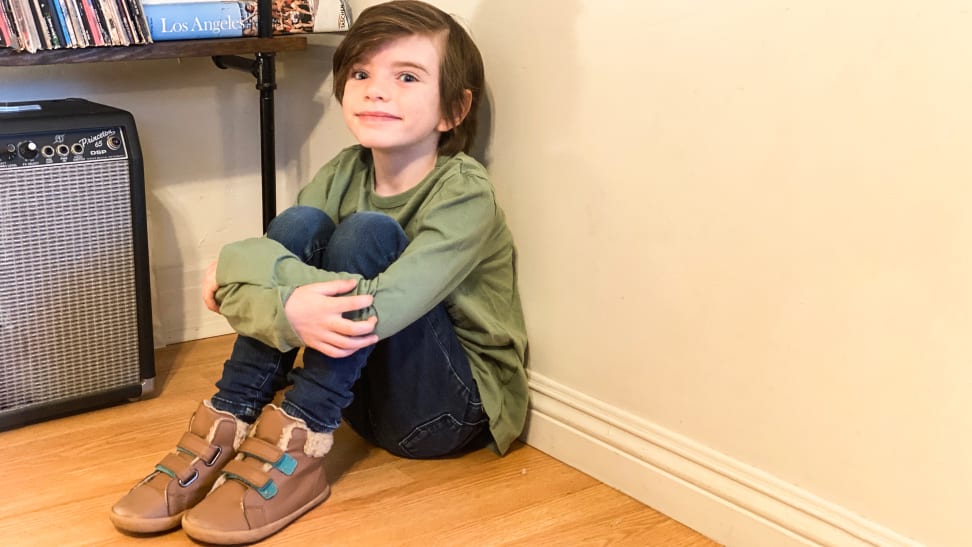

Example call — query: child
[109,1,528,544]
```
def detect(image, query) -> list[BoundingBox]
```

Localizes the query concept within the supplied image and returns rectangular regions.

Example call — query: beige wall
[3,1,969,544]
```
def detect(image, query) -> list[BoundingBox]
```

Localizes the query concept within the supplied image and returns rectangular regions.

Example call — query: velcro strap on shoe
[176,431,221,465]
[221,459,277,500]
[156,453,199,487]
[239,437,297,475]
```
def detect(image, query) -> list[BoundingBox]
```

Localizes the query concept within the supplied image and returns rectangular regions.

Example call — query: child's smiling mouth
[357,111,402,121]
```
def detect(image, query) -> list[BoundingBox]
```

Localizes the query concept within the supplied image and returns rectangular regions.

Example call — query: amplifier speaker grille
[0,99,155,429]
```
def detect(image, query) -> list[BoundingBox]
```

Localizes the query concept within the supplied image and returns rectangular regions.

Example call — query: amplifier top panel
[0,99,136,171]
[0,127,130,170]
[0,98,137,145]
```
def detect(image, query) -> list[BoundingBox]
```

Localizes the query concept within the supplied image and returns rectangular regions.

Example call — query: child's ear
[437,89,473,132]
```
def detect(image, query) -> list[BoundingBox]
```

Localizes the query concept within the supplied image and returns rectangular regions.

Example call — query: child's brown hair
[332,0,484,156]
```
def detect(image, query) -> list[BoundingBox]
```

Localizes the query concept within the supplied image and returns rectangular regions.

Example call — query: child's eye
[398,73,418,83]
[350,70,368,80]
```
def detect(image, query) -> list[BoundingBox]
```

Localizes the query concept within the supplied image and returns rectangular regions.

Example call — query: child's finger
[329,293,374,313]
[306,278,359,296]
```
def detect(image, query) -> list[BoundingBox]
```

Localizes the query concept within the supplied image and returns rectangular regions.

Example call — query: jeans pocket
[397,412,488,459]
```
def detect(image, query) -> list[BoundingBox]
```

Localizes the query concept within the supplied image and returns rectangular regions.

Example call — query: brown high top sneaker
[182,404,333,545]
[109,400,249,533]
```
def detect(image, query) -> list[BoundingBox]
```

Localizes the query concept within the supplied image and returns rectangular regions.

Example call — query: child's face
[342,34,451,157]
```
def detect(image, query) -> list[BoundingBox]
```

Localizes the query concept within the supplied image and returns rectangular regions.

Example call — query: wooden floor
[0,335,719,546]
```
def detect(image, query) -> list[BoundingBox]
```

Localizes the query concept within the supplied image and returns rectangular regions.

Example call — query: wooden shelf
[0,36,308,66]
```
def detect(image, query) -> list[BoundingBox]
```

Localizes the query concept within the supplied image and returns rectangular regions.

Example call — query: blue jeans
[211,206,490,458]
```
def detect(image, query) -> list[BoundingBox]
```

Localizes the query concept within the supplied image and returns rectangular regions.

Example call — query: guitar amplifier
[0,98,155,431]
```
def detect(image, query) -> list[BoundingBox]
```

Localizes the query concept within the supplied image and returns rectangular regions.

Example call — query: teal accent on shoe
[155,464,176,478]
[222,472,278,500]
[273,453,297,475]
[256,480,278,500]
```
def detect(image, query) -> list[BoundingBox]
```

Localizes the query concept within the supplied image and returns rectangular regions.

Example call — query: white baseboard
[152,265,235,345]
[522,373,921,547]
[167,318,234,345]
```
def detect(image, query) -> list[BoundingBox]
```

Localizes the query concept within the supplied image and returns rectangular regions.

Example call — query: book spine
[10,0,39,51]
[94,0,120,44]
[61,0,88,47]
[27,0,51,49]
[30,0,56,49]
[122,0,149,43]
[79,0,106,45]
[0,1,10,48]
[0,0,22,50]
[111,0,134,45]
[112,0,138,44]
[54,0,78,47]
[142,1,255,41]
[39,0,67,47]
[0,9,10,49]
[70,0,95,46]
[8,0,33,51]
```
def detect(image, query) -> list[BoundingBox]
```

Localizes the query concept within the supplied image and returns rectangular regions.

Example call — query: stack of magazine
[0,0,350,52]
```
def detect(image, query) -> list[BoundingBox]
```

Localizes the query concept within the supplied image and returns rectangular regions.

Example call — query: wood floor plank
[0,335,719,545]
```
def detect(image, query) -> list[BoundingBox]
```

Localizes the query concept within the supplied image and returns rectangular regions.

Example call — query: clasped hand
[283,280,379,358]
[202,260,378,358]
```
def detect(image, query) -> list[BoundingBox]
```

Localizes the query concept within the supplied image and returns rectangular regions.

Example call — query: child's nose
[365,80,387,101]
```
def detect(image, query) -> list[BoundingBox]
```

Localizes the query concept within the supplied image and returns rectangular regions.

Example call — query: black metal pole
[256,0,276,231]
[256,52,277,232]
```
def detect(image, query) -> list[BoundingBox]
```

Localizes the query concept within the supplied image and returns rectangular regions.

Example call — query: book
[54,0,79,47]
[38,0,67,48]
[61,0,90,47]
[142,1,258,41]
[124,0,152,44]
[0,7,10,48]
[70,0,99,46]
[78,0,107,45]
[141,0,349,41]
[8,0,41,52]
[28,0,54,49]
[106,0,144,45]
[305,0,351,33]
[270,0,351,33]
[0,0,18,49]
[95,0,122,44]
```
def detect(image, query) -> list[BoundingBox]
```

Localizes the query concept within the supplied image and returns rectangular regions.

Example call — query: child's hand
[202,259,220,313]
[285,279,379,358]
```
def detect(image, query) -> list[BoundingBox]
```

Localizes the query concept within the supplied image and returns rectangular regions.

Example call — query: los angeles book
[141,0,350,41]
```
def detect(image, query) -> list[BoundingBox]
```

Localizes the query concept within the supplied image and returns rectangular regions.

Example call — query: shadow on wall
[470,88,493,168]
[467,0,587,200]
[275,42,335,197]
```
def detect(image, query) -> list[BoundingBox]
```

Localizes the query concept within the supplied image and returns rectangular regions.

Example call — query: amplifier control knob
[1,143,15,161]
[18,141,39,160]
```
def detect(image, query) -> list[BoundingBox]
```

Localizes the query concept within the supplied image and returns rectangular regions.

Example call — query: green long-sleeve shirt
[214,146,528,454]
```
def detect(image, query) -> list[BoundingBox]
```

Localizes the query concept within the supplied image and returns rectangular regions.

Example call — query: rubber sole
[182,484,331,545]
[109,509,184,534]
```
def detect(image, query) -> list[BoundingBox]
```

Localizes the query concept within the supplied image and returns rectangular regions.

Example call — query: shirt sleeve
[355,181,495,338]
[214,238,358,351]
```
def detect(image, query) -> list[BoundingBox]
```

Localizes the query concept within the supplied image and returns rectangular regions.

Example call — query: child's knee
[333,213,406,249]
[265,206,334,256]
[340,211,400,232]
[328,213,408,274]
